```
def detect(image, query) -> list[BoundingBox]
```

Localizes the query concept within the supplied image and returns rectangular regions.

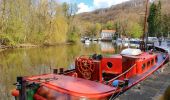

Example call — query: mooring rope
[108,64,136,85]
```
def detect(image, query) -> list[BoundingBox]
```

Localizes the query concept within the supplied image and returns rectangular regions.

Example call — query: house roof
[101,30,116,33]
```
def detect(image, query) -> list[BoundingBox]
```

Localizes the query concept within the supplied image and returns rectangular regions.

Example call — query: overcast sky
[58,0,130,13]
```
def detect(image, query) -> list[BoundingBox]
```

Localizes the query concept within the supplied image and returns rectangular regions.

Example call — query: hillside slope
[77,0,169,23]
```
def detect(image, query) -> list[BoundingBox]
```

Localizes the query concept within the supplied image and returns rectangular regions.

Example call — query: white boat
[148,37,158,43]
[114,38,122,46]
[85,39,90,45]
[129,38,141,48]
[92,38,98,41]
[122,38,130,47]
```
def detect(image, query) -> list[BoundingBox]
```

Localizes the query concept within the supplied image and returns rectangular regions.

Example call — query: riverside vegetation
[0,0,102,47]
[0,0,170,47]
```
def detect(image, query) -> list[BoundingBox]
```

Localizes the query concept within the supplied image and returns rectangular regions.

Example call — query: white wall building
[101,30,116,41]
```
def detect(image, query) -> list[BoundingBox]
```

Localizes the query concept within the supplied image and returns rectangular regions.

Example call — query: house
[100,30,116,41]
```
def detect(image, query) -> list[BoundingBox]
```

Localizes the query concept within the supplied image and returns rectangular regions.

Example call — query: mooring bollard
[53,69,58,74]
[59,68,64,74]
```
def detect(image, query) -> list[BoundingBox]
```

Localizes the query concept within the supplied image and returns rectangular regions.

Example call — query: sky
[58,0,130,13]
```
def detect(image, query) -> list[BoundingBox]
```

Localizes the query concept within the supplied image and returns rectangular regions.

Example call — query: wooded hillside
[77,0,170,24]
[77,0,170,38]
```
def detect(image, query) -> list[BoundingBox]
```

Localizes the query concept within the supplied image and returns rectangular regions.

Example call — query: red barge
[12,45,169,100]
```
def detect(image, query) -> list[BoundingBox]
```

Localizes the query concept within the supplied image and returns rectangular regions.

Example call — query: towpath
[118,63,170,100]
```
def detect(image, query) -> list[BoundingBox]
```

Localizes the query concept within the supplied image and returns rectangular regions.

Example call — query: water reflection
[0,42,119,99]
[100,42,115,53]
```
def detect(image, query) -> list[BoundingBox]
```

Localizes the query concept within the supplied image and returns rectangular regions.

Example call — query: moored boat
[129,38,141,48]
[11,45,169,100]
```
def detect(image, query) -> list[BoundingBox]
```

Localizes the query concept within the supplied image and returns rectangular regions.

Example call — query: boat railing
[107,64,137,85]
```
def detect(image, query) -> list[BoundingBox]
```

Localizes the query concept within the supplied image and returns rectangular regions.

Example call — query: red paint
[100,56,122,74]
[11,89,19,97]
[27,74,116,98]
[34,94,47,100]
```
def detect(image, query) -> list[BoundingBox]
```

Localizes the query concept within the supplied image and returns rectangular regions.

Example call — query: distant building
[101,30,116,41]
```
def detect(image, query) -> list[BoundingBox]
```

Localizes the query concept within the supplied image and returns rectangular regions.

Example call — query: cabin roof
[122,52,156,59]
[27,74,116,98]
[121,48,142,56]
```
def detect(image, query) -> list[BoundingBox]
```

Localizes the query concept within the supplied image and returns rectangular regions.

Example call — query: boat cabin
[75,48,158,82]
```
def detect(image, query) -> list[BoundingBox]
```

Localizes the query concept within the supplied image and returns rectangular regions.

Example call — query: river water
[0,41,122,99]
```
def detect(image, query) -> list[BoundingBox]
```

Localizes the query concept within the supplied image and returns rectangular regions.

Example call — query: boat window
[107,62,113,68]
[151,59,154,65]
[142,63,146,70]
[155,56,158,63]
[147,61,150,67]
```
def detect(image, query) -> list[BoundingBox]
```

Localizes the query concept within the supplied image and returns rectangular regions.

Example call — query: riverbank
[117,62,170,100]
[0,42,75,52]
[0,43,39,52]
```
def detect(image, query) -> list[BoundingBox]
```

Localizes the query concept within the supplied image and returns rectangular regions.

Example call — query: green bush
[0,34,16,46]
[67,32,79,43]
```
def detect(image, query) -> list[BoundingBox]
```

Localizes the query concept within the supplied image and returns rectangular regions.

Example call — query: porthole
[147,61,150,67]
[151,59,154,65]
[107,62,113,68]
[142,63,146,70]
[155,56,158,63]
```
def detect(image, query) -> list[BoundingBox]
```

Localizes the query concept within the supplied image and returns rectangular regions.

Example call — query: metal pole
[17,77,26,100]
[143,0,149,40]
[143,0,149,50]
